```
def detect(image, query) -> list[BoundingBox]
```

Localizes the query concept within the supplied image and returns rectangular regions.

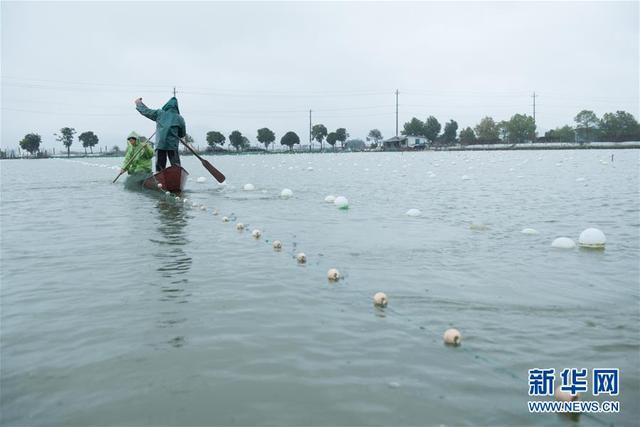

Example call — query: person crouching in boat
[120,131,154,175]
[134,96,186,172]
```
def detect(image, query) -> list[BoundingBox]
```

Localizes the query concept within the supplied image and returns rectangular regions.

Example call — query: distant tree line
[204,126,350,152]
[402,110,640,146]
[16,127,101,157]
[11,108,639,159]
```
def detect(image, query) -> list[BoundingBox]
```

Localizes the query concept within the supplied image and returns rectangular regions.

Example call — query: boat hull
[143,165,189,193]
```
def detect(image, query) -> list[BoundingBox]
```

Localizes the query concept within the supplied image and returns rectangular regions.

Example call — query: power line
[1,107,130,117]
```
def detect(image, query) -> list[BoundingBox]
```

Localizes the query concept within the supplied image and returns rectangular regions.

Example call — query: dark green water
[1,150,638,426]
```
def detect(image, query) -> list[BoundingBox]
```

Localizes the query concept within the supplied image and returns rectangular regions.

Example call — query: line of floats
[57,157,610,404]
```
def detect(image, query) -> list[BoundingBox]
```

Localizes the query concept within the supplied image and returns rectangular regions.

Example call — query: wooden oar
[180,138,226,183]
[112,132,156,183]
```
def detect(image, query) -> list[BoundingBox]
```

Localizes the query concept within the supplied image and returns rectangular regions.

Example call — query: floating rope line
[56,158,618,427]
[166,191,613,425]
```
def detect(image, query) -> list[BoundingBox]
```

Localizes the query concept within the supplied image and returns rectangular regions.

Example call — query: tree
[255,128,275,150]
[544,126,575,142]
[280,131,300,151]
[401,118,424,136]
[326,132,338,150]
[19,133,42,155]
[599,111,640,142]
[574,110,599,143]
[78,131,99,154]
[229,130,244,151]
[335,128,349,149]
[367,129,383,146]
[311,124,328,151]
[459,127,477,145]
[206,131,226,149]
[474,116,500,144]
[241,136,251,150]
[505,114,536,144]
[443,120,458,145]
[111,145,121,154]
[423,116,441,143]
[55,127,76,157]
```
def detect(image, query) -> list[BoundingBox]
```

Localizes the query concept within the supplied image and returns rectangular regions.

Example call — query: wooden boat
[142,165,189,193]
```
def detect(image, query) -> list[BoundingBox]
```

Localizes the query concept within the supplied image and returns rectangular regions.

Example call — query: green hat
[127,131,139,140]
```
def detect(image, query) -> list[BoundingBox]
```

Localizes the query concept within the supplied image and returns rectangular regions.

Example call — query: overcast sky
[2,1,638,151]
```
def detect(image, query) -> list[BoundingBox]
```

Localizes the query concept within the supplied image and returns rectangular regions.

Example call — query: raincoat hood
[127,131,139,140]
[162,97,180,114]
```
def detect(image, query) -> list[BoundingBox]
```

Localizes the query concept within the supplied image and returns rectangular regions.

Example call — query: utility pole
[395,89,399,137]
[532,91,538,142]
[173,87,176,97]
[309,109,312,152]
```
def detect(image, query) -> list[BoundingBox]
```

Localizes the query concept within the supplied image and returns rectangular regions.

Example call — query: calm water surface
[1,150,639,426]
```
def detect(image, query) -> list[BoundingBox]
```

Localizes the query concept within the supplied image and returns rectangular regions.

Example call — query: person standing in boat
[120,131,154,175]
[134,97,186,171]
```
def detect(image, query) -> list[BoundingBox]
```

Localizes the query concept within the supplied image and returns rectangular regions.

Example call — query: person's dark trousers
[156,149,181,171]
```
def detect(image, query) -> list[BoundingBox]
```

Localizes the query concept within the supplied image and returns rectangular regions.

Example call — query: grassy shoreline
[2,141,639,160]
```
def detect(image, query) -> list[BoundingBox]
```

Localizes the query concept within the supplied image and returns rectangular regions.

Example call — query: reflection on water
[152,199,192,347]
[152,199,192,280]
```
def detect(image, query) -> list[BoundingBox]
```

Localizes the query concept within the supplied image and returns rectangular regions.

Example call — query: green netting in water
[123,172,150,191]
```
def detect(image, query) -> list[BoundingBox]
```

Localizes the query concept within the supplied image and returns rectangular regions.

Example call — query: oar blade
[201,159,226,183]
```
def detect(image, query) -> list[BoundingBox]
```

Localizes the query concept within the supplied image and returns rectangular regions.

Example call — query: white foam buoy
[157,183,163,189]
[244,183,255,191]
[307,166,313,171]
[521,228,540,235]
[165,191,170,196]
[272,240,282,250]
[280,188,293,199]
[578,228,606,249]
[373,292,388,307]
[551,237,576,249]
[236,222,244,231]
[334,196,349,209]
[199,205,206,211]
[212,209,219,216]
[324,195,336,203]
[461,175,470,180]
[406,208,421,217]
[252,229,262,239]
[222,216,229,222]
[327,268,340,281]
[296,252,307,264]
[196,176,206,183]
[443,328,462,346]
[555,386,579,402]
[175,196,181,202]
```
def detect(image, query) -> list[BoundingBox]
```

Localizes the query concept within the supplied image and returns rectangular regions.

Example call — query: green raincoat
[122,131,154,174]
[135,97,186,151]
